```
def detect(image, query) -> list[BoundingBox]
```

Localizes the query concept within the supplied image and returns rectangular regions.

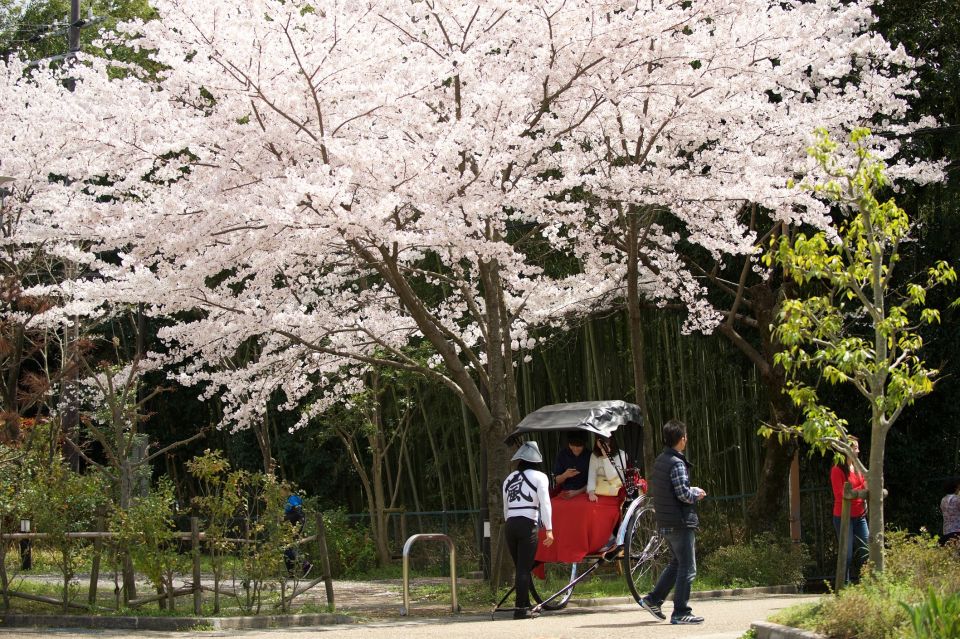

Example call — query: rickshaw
[493,400,667,618]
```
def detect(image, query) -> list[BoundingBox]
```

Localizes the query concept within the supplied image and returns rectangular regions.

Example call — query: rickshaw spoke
[623,505,667,604]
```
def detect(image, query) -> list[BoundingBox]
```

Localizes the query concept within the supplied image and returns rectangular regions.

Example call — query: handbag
[595,475,623,497]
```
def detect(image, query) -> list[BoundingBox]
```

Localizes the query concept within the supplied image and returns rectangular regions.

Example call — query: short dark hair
[566,431,587,447]
[944,476,960,495]
[662,419,687,448]
[518,459,540,472]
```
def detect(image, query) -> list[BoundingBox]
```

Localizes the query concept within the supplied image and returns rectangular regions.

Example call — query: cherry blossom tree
[2,0,940,578]
[544,0,938,514]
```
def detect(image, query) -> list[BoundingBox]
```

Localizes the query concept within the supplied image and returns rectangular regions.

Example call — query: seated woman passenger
[587,436,628,501]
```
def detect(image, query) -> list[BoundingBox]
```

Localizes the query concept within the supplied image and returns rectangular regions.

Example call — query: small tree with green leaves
[230,471,295,615]
[765,127,956,572]
[186,449,243,614]
[22,458,108,611]
[111,477,188,611]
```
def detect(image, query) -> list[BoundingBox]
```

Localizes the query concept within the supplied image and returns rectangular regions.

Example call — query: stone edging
[751,620,827,639]
[0,612,354,631]
[0,584,799,629]
[567,584,798,608]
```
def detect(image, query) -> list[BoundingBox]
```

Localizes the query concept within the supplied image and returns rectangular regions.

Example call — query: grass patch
[768,601,821,631]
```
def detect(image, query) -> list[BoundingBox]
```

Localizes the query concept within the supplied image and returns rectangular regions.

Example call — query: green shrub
[816,571,916,639]
[701,532,808,588]
[883,529,960,594]
[321,508,376,577]
[696,504,749,558]
[810,531,960,639]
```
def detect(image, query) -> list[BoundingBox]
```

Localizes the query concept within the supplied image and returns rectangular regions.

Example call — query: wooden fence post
[191,516,201,615]
[88,505,106,607]
[0,521,9,611]
[834,482,852,592]
[314,513,334,608]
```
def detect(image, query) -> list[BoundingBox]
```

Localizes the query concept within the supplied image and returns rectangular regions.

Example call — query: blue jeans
[646,527,697,618]
[833,515,869,584]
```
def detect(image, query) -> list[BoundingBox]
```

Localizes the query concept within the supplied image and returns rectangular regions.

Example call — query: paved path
[0,594,816,639]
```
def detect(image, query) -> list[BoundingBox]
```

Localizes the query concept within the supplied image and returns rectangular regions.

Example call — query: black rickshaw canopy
[505,400,643,442]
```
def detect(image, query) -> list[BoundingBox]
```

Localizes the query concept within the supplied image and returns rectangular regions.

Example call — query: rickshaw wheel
[623,505,667,604]
[529,562,576,610]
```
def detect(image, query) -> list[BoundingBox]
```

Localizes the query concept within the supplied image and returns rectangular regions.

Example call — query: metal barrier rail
[400,533,459,616]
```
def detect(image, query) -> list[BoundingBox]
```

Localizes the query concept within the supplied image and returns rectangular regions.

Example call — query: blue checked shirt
[670,461,705,504]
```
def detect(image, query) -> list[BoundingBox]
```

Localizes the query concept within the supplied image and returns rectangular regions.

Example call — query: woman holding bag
[587,436,628,501]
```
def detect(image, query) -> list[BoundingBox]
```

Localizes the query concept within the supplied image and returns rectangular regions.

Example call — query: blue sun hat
[511,441,543,463]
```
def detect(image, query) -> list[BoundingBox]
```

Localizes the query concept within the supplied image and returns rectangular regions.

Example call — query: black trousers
[505,516,538,608]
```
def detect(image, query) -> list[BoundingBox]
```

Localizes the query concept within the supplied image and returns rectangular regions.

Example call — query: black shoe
[671,614,704,625]
[640,597,666,621]
[598,535,617,553]
[513,608,531,620]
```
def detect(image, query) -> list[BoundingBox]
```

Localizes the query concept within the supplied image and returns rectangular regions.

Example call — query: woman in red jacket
[830,437,869,584]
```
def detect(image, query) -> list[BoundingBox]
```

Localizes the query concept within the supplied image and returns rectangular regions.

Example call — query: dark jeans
[505,516,538,609]
[833,514,869,584]
[646,527,697,619]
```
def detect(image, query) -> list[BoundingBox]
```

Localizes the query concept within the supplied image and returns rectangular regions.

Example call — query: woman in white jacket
[587,436,628,501]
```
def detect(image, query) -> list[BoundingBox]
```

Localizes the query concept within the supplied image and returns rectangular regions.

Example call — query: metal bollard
[400,533,458,616]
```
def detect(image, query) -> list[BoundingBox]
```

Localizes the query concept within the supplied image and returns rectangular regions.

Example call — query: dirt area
[2,573,483,619]
[303,577,484,617]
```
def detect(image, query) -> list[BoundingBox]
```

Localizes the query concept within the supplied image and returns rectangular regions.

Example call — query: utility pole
[68,0,81,54]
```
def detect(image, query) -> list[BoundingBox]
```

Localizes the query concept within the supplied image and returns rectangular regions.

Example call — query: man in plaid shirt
[640,419,707,625]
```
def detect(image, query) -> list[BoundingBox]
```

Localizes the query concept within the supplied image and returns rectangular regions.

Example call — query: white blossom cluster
[0,0,936,432]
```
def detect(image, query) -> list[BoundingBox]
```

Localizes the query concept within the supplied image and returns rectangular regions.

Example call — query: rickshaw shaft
[531,557,605,613]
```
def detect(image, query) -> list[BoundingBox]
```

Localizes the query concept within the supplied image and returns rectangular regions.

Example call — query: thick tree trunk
[867,425,888,572]
[253,412,274,476]
[369,435,392,567]
[1,323,24,415]
[351,244,512,588]
[747,428,797,532]
[717,279,799,534]
[481,257,521,587]
[119,460,137,601]
[483,422,514,588]
[625,213,656,478]
[460,401,480,511]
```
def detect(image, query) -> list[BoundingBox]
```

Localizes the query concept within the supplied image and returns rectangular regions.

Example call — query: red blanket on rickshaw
[533,492,621,577]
